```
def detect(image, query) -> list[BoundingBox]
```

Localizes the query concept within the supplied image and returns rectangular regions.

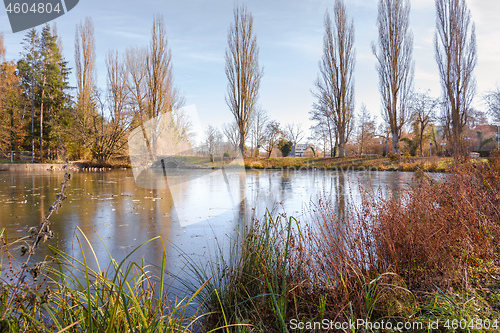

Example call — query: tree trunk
[40,81,45,160]
[239,132,245,157]
[329,131,335,158]
[339,136,346,157]
[392,130,400,155]
[420,125,424,157]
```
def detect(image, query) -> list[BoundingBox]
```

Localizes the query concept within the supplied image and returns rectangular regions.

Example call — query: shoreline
[0,156,471,173]
[244,156,455,172]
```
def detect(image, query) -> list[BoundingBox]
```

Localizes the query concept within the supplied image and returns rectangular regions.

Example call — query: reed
[0,227,207,332]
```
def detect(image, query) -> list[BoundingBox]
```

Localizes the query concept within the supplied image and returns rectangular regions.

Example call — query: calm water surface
[0,169,416,291]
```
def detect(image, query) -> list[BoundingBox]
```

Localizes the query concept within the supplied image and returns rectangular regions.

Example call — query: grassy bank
[0,156,458,173]
[245,156,455,172]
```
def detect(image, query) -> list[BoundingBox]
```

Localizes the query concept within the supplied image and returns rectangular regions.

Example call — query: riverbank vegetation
[245,156,455,172]
[1,151,499,332]
[191,149,500,332]
[0,154,458,174]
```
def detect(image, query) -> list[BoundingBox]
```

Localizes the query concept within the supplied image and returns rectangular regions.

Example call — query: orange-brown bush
[374,158,500,291]
[286,154,500,323]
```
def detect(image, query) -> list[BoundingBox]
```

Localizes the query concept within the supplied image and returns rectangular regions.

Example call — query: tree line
[223,0,498,159]
[1,0,500,163]
[0,15,185,163]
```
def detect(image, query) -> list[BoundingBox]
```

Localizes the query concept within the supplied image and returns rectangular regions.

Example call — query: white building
[291,144,308,157]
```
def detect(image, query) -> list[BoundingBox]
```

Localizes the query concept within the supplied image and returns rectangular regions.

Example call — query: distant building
[291,144,308,157]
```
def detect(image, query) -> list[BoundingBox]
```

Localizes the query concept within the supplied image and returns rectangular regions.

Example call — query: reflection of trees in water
[41,172,173,271]
[335,172,347,223]
[238,172,247,238]
[1,170,418,279]
[389,172,405,202]
[280,173,291,196]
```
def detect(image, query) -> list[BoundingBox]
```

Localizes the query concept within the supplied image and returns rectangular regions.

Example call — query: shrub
[249,161,263,169]
[277,140,293,157]
[388,152,400,161]
[374,158,500,290]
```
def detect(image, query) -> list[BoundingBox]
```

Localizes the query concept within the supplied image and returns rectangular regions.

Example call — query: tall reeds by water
[0,228,207,332]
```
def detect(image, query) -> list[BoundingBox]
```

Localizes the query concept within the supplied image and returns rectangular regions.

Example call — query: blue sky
[1,0,500,138]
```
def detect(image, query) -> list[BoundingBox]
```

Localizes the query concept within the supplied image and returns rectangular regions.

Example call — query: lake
[0,168,416,293]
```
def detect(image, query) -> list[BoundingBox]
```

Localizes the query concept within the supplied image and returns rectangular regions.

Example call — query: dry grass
[244,156,452,172]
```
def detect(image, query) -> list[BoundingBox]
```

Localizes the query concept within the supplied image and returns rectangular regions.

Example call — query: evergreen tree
[18,28,41,160]
[18,26,71,160]
[40,25,72,159]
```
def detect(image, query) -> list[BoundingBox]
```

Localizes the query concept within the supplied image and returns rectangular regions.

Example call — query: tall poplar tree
[225,4,263,155]
[435,0,477,156]
[313,0,355,157]
[372,0,414,155]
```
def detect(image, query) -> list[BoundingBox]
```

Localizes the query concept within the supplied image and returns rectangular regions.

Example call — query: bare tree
[313,1,355,157]
[107,51,129,127]
[357,104,377,155]
[309,123,331,157]
[486,88,500,124]
[225,4,263,155]
[223,121,240,155]
[205,125,223,161]
[171,107,194,147]
[435,0,477,156]
[126,16,184,160]
[378,123,392,157]
[250,107,268,156]
[372,0,414,155]
[75,19,130,162]
[125,47,148,122]
[410,92,438,156]
[146,15,184,118]
[310,102,336,157]
[264,120,282,158]
[286,123,304,155]
[90,50,132,162]
[74,17,97,157]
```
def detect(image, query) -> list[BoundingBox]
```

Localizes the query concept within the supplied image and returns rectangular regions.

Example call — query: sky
[1,0,500,141]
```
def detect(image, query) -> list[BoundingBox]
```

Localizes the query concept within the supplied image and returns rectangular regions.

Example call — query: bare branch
[313,0,355,157]
[225,4,263,155]
[372,0,414,155]
[435,0,477,156]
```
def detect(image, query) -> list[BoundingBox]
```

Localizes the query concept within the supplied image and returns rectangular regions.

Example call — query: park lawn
[244,156,455,172]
